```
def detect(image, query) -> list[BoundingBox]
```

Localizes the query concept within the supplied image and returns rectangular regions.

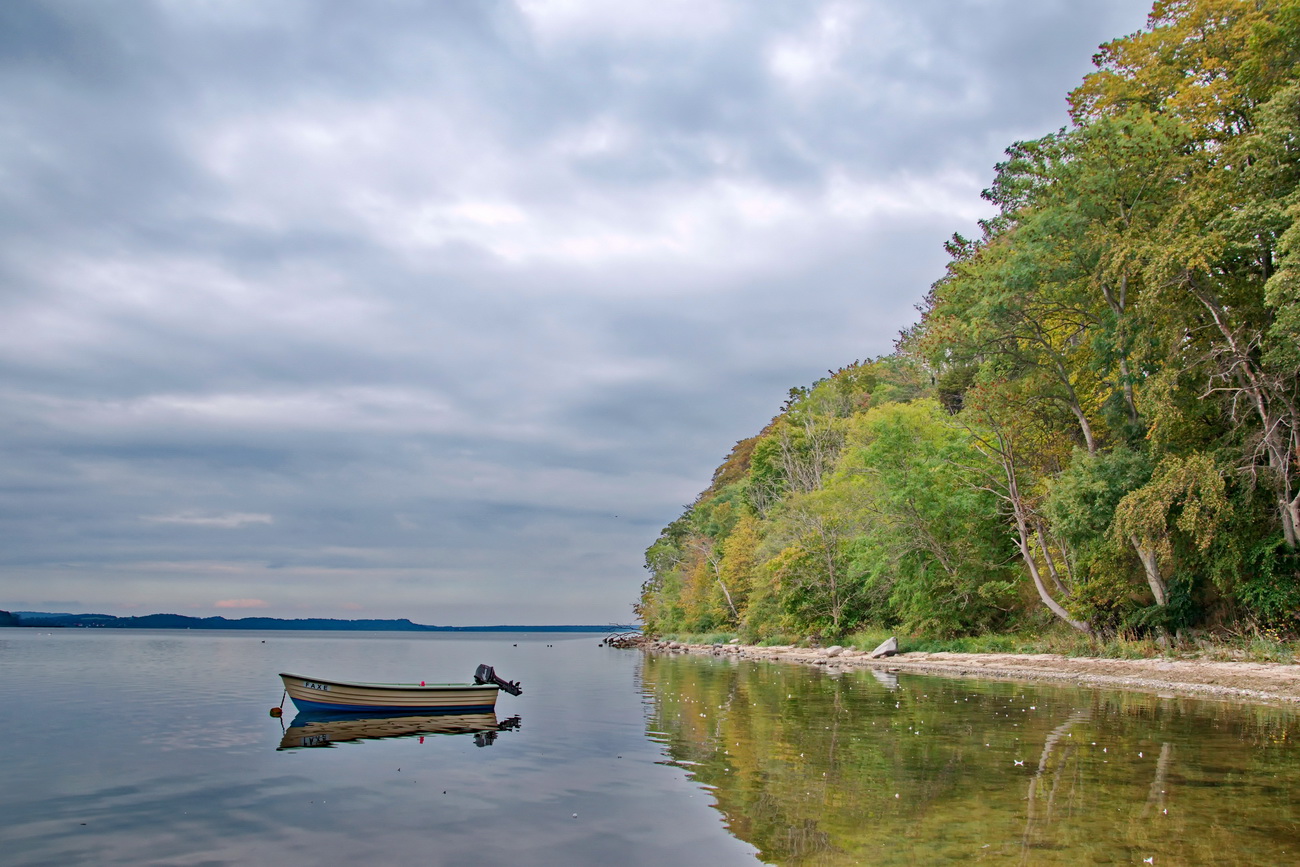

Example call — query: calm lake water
[2,631,1297,865]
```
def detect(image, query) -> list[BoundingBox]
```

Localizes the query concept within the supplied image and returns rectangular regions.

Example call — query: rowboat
[278,664,522,714]
[278,710,521,750]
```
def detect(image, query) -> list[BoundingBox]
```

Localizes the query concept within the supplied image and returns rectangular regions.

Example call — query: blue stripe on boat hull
[288,696,497,714]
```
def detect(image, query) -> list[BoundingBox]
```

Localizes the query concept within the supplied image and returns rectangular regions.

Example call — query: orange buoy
[269,706,283,717]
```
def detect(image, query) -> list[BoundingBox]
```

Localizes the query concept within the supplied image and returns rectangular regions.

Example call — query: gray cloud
[0,0,1151,623]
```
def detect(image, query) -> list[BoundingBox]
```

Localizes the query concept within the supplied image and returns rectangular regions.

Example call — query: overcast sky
[0,0,1152,625]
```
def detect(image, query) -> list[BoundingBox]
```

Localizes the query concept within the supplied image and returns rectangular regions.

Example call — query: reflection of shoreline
[644,642,1300,704]
[640,652,1300,866]
[278,710,521,750]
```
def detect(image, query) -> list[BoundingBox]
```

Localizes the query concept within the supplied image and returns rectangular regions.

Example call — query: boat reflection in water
[278,709,521,750]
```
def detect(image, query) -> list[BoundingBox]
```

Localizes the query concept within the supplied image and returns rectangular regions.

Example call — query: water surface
[0,630,756,865]
[641,652,1300,865]
[3,630,1298,865]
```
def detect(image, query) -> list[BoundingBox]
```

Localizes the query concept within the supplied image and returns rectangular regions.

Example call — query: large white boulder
[868,636,898,659]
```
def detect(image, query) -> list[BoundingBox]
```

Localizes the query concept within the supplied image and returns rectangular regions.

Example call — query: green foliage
[762,485,872,637]
[1237,539,1300,631]
[839,400,1017,636]
[1045,448,1153,552]
[1122,572,1199,634]
[1112,453,1231,564]
[1041,447,1153,629]
[638,1,1300,643]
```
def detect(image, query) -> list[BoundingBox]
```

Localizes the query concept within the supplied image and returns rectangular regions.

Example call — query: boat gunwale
[279,672,498,692]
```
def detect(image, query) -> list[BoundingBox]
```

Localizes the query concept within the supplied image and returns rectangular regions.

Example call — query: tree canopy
[637,0,1300,642]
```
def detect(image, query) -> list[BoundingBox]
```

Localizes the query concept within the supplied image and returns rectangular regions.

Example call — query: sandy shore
[645,640,1300,705]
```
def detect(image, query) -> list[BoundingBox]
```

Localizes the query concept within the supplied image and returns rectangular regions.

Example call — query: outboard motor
[474,663,523,696]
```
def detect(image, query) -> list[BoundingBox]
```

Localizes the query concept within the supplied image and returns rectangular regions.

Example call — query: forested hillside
[638,0,1300,643]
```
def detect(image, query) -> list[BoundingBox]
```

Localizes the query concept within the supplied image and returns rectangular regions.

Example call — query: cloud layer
[0,0,1151,624]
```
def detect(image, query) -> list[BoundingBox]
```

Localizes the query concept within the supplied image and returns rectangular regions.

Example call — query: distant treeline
[639,0,1300,642]
[1,610,627,632]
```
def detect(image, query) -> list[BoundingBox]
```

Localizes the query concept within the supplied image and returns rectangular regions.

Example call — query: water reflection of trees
[640,654,1300,866]
[1021,709,1088,861]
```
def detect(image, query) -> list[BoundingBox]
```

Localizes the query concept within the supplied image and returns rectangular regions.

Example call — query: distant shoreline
[1,610,633,632]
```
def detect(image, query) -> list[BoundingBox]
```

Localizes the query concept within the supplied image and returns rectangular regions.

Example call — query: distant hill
[5,611,631,632]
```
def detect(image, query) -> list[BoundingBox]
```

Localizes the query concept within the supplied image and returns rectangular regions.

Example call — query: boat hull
[280,672,501,713]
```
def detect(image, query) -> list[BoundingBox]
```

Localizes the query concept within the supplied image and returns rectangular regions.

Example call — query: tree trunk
[1048,351,1097,455]
[1282,494,1299,549]
[1102,277,1141,426]
[1016,514,1092,635]
[1034,523,1073,600]
[714,567,740,623]
[999,440,1092,636]
[968,420,1093,636]
[1118,356,1140,425]
[695,540,740,623]
[1130,536,1168,606]
[1068,402,1098,456]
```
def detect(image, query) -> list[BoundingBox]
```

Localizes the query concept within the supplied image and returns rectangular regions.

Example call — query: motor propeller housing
[474,663,522,696]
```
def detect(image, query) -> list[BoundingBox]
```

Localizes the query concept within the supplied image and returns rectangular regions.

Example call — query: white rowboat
[279,665,521,714]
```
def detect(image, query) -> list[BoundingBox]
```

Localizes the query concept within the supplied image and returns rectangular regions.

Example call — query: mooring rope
[270,687,288,718]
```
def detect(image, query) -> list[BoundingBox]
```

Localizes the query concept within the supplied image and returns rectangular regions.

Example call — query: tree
[834,400,1016,636]
[764,485,869,638]
[963,382,1094,636]
[1111,452,1231,601]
